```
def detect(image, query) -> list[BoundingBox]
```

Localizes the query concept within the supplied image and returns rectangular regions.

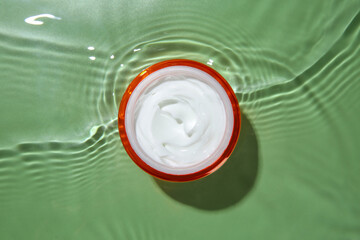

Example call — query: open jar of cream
[118,59,241,182]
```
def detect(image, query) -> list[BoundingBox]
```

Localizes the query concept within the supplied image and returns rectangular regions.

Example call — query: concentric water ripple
[96,10,279,123]
[0,119,122,205]
[0,0,359,239]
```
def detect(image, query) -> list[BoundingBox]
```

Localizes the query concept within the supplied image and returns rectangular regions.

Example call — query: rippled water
[0,0,359,239]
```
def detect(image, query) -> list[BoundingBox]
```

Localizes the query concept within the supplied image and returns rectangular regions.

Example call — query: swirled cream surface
[125,66,233,174]
[135,78,226,167]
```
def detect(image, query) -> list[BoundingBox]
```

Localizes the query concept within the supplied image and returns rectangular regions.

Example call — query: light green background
[0,0,359,239]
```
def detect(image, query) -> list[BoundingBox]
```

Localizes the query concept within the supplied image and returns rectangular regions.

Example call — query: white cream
[136,78,226,167]
[125,66,234,175]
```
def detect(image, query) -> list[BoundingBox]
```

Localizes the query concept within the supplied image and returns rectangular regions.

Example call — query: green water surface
[0,0,359,239]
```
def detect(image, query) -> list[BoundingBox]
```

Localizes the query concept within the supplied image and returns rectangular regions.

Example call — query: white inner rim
[125,66,234,175]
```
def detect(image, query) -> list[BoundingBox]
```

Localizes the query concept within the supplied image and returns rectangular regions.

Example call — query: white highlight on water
[24,14,61,25]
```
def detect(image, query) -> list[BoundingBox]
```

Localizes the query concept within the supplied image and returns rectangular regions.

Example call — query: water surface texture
[0,0,360,239]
